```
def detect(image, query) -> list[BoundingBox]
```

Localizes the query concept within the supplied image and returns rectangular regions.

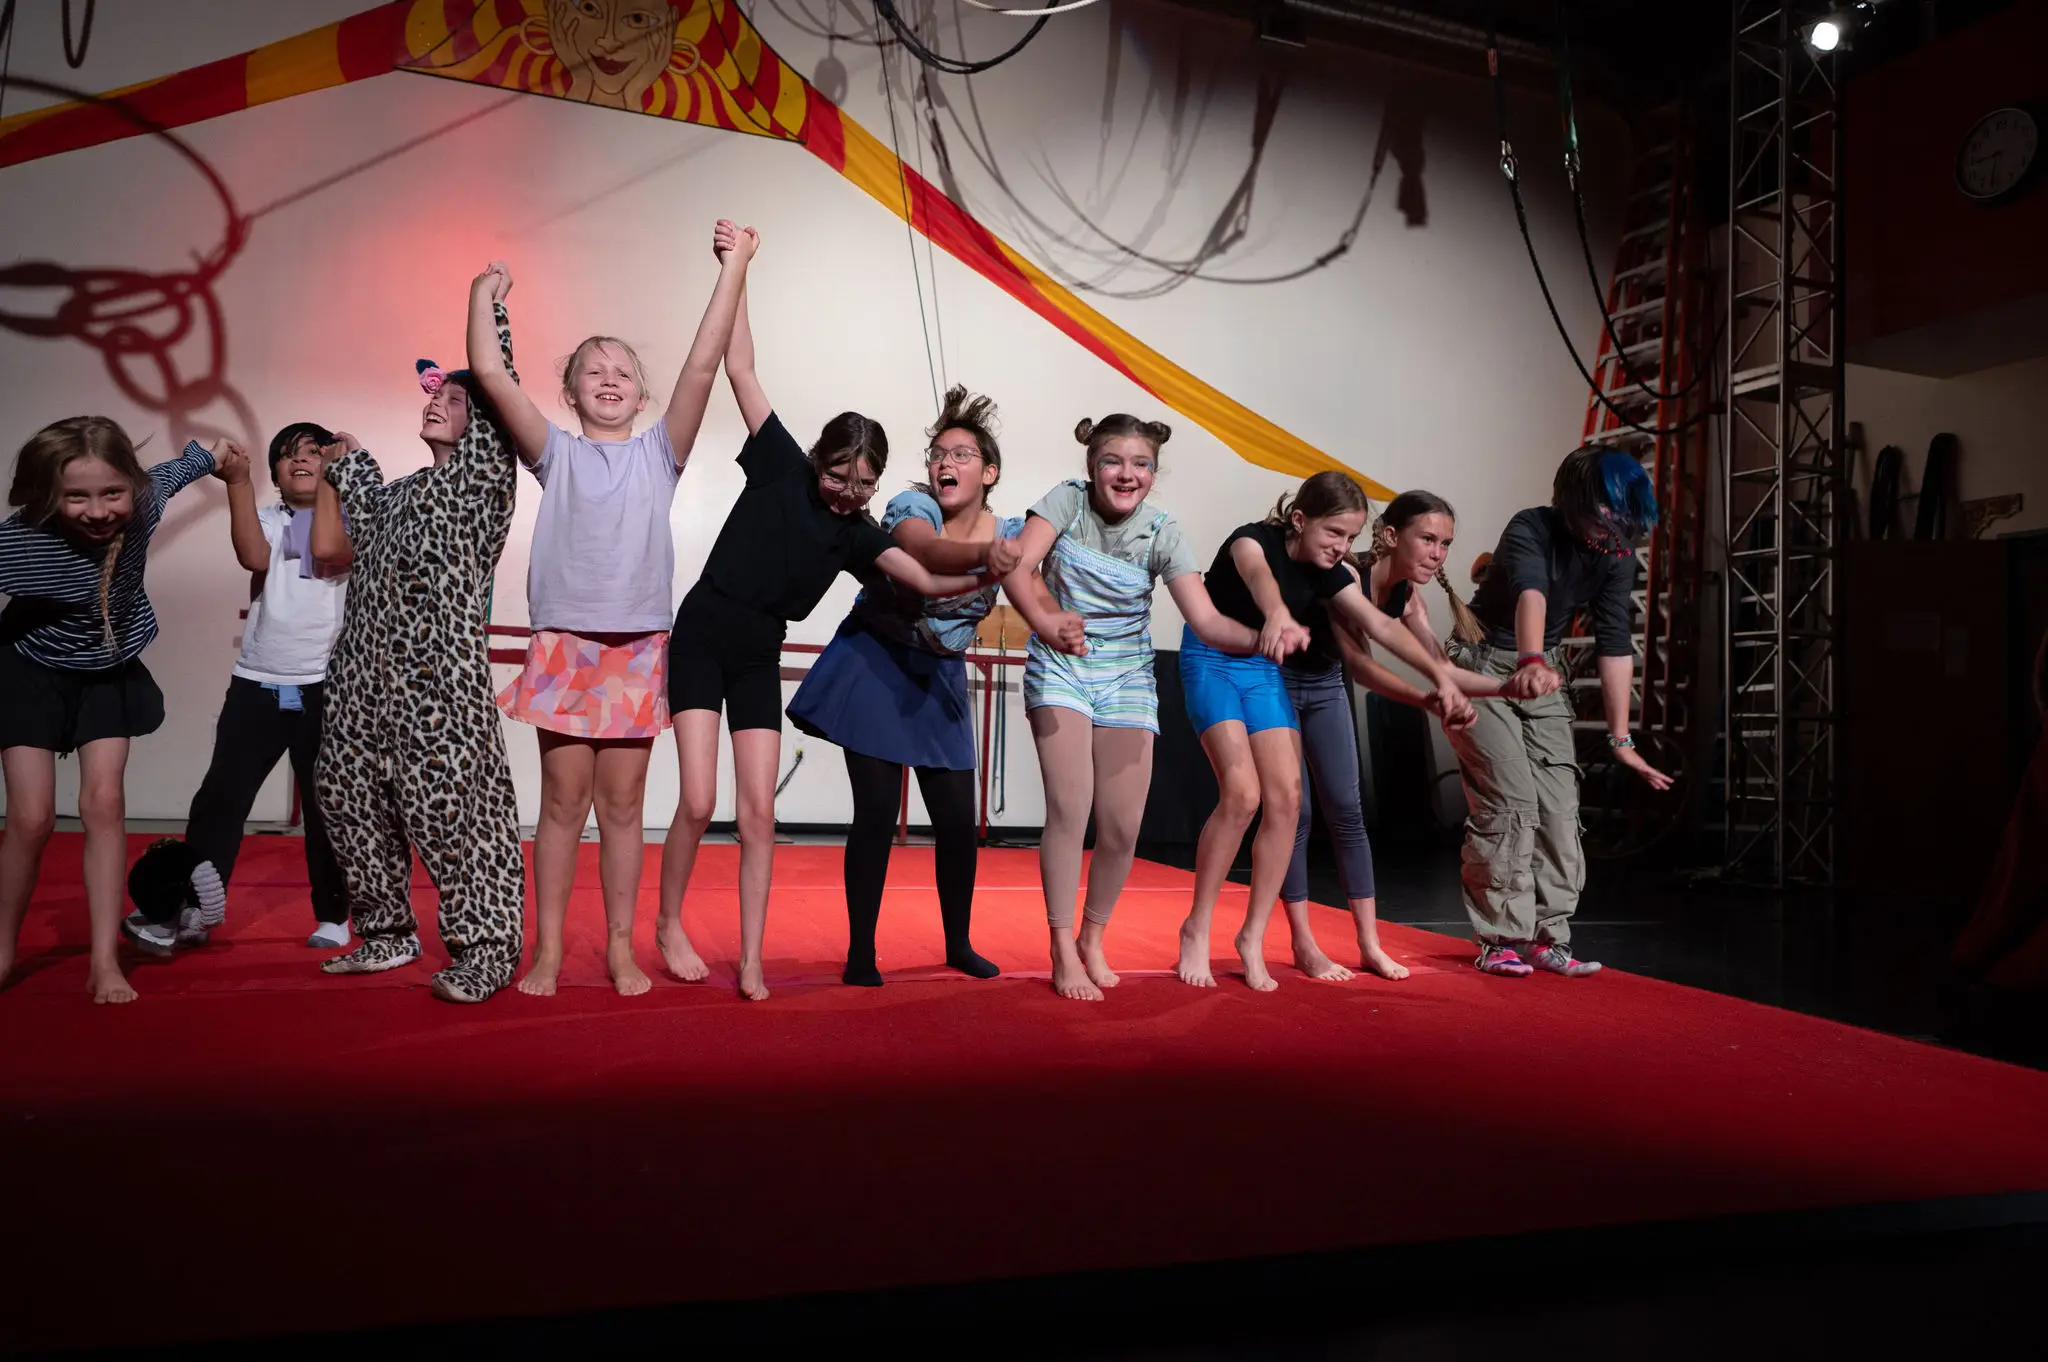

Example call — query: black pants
[185,676,347,924]
[844,751,979,968]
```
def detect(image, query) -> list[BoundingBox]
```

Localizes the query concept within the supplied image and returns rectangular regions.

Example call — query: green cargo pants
[1444,643,1584,949]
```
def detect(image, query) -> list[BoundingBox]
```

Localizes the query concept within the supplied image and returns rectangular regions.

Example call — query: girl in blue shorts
[1173,471,1472,992]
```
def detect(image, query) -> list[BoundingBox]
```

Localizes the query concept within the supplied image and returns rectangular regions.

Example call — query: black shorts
[0,647,165,754]
[667,585,788,733]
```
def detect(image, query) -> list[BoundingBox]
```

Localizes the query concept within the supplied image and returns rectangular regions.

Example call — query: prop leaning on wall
[0,0,1388,496]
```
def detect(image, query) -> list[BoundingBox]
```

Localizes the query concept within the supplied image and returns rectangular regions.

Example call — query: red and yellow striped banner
[0,0,1383,495]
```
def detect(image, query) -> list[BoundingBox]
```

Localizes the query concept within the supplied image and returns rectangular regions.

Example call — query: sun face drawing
[403,0,802,136]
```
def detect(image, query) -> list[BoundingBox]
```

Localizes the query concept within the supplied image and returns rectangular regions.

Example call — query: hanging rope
[878,40,945,413]
[872,0,1055,75]
[61,0,94,68]
[1554,1,1722,407]
[1486,18,1713,439]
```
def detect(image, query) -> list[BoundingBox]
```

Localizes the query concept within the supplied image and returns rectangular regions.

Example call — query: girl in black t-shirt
[1175,472,1472,993]
[654,236,984,1002]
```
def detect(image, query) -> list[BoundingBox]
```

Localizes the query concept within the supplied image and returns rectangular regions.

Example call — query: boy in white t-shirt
[125,423,354,952]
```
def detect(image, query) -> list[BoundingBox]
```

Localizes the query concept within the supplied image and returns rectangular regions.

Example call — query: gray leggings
[1282,663,1376,903]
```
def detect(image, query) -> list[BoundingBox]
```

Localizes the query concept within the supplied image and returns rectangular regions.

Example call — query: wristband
[1516,653,1547,669]
[1607,735,1635,749]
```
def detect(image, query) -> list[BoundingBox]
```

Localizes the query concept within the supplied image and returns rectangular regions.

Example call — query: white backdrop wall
[0,0,1624,829]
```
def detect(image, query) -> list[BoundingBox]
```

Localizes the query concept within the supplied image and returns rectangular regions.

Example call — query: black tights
[843,751,997,985]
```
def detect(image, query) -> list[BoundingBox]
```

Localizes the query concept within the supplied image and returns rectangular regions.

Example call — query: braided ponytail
[96,531,125,652]
[1437,564,1485,644]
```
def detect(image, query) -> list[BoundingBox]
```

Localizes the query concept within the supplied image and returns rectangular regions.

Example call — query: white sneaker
[306,920,351,949]
[174,905,211,947]
[121,911,178,956]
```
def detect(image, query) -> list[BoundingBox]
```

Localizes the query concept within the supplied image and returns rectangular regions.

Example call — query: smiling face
[818,455,880,517]
[274,435,323,508]
[1087,435,1157,521]
[549,0,679,108]
[420,379,473,452]
[1387,511,1455,584]
[1289,508,1367,571]
[55,456,135,543]
[568,341,647,436]
[926,427,996,513]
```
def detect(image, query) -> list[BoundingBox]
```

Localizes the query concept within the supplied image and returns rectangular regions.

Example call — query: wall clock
[1955,104,2043,205]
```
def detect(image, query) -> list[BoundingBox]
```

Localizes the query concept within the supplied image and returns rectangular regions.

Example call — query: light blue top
[849,489,1023,655]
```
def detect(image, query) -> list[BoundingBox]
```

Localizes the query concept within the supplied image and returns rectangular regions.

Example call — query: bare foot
[608,942,652,997]
[1176,920,1216,988]
[1293,942,1355,982]
[90,962,138,1005]
[517,948,562,997]
[1235,932,1279,993]
[1359,939,1411,981]
[1078,934,1120,990]
[1052,948,1104,1002]
[657,916,709,982]
[737,958,770,1002]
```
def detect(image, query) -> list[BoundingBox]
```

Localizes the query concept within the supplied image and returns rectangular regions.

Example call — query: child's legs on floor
[1523,693,1585,949]
[76,738,134,1003]
[656,709,719,981]
[285,688,348,926]
[592,738,654,992]
[1079,723,1153,983]
[317,744,423,957]
[0,745,58,987]
[912,763,992,975]
[1182,720,1258,987]
[184,678,291,890]
[841,749,903,985]
[1446,699,1541,949]
[1029,705,1099,999]
[1234,726,1302,992]
[398,748,524,1002]
[526,730,596,993]
[729,726,780,1001]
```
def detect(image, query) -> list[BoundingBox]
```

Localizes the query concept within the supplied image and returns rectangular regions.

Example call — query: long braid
[96,531,125,652]
[1437,564,1485,644]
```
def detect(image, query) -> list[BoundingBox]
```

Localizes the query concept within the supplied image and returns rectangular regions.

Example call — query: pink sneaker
[1526,943,1602,977]
[1474,944,1534,977]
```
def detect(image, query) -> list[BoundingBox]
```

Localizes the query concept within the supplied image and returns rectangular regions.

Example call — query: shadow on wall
[865,2,1432,303]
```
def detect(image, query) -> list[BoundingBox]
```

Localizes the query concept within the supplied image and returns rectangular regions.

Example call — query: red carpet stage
[5,834,2048,1352]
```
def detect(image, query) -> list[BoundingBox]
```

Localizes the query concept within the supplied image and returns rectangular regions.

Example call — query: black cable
[60,0,93,68]
[0,0,18,119]
[1486,20,1712,440]
[1868,444,1903,540]
[1554,1,1721,408]
[872,0,1053,75]
[911,59,949,394]
[878,43,944,413]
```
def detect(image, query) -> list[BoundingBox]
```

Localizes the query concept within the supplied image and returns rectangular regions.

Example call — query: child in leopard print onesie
[311,264,525,1003]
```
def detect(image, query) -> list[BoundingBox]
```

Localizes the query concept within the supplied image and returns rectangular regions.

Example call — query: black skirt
[0,647,165,754]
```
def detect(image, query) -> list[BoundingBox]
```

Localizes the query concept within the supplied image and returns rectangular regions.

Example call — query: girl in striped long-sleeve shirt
[0,417,237,1003]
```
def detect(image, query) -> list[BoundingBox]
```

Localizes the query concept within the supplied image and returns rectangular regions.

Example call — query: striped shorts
[1023,636,1158,733]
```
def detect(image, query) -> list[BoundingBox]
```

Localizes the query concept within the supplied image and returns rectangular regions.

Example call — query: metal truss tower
[1723,0,1846,886]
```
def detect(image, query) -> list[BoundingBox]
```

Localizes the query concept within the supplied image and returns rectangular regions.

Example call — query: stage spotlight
[1807,17,1843,50]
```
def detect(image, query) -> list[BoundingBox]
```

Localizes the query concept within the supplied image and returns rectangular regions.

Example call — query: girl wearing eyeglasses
[656,238,986,1002]
[786,385,1023,986]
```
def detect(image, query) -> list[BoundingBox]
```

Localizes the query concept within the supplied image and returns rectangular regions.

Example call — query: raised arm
[665,222,758,462]
[724,281,773,436]
[154,438,219,505]
[216,440,268,573]
[996,515,1086,654]
[466,263,547,467]
[309,435,356,569]
[894,515,998,574]
[1166,574,1261,655]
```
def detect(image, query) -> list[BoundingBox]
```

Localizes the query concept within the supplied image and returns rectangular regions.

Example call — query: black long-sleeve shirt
[1468,506,1634,657]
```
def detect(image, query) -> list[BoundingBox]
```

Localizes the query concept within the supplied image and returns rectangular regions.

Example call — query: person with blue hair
[1450,444,1674,978]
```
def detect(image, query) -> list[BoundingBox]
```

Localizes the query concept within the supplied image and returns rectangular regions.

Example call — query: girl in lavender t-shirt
[466,221,757,998]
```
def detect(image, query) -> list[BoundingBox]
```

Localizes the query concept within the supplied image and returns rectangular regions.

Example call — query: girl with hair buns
[1177,473,1474,992]
[0,416,231,1003]
[786,384,1022,987]
[985,414,1255,1002]
[655,255,986,1002]
[1275,489,1523,981]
